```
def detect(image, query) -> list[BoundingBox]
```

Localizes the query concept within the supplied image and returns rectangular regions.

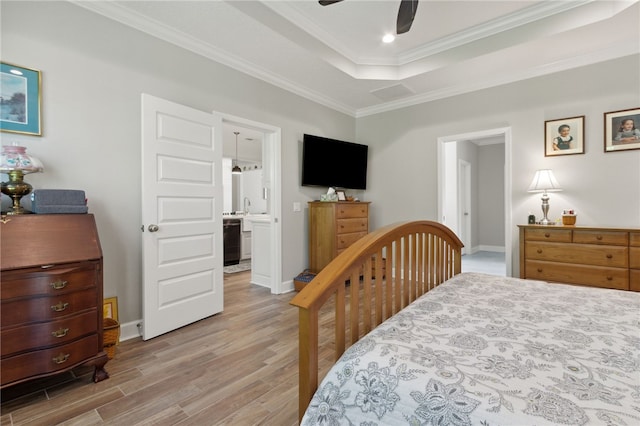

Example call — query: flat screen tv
[302,134,368,190]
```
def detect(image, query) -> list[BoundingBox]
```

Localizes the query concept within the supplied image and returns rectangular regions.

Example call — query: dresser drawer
[526,242,628,268]
[630,247,640,269]
[1,310,98,357]
[337,231,367,249]
[1,263,98,299]
[573,230,628,246]
[1,334,99,386]
[525,260,628,290]
[524,228,572,242]
[335,204,368,219]
[631,270,640,292]
[336,218,368,235]
[1,288,98,327]
[630,232,640,247]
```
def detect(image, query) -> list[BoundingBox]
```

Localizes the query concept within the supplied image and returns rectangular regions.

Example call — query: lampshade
[0,145,43,174]
[528,169,561,193]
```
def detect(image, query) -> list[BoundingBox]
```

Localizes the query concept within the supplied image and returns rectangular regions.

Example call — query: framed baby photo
[604,107,640,152]
[544,116,585,156]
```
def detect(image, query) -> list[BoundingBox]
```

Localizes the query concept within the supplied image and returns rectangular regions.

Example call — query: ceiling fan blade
[397,0,419,34]
[319,0,343,5]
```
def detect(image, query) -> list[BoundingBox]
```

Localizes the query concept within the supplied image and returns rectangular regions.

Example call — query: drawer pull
[50,280,68,290]
[537,249,542,254]
[52,353,70,364]
[606,254,613,259]
[597,235,603,240]
[606,276,613,281]
[51,302,69,312]
[544,233,550,238]
[52,328,70,338]
[537,268,543,273]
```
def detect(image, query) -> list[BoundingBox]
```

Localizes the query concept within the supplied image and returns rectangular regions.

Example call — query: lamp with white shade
[528,169,562,225]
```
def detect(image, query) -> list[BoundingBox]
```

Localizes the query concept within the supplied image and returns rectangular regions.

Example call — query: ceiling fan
[319,0,419,35]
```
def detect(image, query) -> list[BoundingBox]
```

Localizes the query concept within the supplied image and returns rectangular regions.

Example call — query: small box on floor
[294,270,316,292]
[31,189,88,214]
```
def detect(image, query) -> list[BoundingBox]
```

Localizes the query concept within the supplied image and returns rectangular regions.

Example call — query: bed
[290,221,640,425]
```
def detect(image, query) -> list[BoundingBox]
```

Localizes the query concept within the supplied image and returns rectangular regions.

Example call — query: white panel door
[141,94,223,340]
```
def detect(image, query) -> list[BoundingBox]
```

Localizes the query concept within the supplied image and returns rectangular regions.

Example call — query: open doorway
[437,127,512,276]
[220,113,283,294]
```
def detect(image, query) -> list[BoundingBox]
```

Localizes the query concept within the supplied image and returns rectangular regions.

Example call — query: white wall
[358,55,640,274]
[477,143,505,249]
[1,1,355,325]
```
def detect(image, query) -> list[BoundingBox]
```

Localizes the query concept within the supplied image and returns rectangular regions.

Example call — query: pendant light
[232,131,242,174]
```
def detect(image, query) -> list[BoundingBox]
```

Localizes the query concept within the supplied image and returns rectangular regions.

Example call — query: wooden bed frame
[290,220,463,421]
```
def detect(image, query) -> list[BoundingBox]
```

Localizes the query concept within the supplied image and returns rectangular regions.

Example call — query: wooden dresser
[1,214,109,388]
[308,201,370,273]
[519,225,640,292]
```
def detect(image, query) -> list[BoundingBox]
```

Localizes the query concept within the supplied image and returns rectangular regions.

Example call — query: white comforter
[302,273,640,425]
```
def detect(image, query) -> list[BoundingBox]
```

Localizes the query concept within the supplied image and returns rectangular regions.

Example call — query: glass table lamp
[1,145,44,215]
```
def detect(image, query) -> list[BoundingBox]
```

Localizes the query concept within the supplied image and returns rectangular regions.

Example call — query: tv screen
[302,134,368,190]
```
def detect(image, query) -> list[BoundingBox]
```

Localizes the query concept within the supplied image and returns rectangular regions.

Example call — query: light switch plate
[293,202,301,212]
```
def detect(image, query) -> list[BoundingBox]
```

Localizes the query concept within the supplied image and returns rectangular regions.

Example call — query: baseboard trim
[478,245,505,253]
[119,320,142,342]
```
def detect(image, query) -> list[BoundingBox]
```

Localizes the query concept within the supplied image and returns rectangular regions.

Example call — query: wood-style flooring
[1,271,310,425]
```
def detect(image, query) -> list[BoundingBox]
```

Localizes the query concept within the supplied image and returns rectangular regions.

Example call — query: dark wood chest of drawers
[1,214,109,388]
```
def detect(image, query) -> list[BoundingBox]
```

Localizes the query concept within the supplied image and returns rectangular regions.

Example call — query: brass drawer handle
[52,328,70,338]
[50,280,68,290]
[51,302,69,312]
[52,353,70,364]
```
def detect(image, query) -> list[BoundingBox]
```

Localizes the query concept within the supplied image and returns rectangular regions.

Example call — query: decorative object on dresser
[308,201,369,273]
[604,107,640,152]
[527,169,562,225]
[1,214,109,388]
[31,189,88,214]
[0,62,42,136]
[519,224,639,292]
[0,145,44,215]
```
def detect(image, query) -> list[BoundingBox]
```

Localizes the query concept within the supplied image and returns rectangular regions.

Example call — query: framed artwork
[0,62,42,136]
[604,107,640,152]
[544,116,585,156]
[336,190,346,201]
[103,297,119,321]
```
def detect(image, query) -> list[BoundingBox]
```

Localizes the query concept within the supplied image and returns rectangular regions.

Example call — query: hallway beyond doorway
[461,251,506,276]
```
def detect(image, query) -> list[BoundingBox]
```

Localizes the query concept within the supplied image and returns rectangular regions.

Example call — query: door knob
[148,224,159,232]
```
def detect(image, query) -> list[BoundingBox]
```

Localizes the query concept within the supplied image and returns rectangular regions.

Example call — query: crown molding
[355,44,638,118]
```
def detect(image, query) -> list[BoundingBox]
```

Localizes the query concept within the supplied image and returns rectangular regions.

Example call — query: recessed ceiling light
[382,34,395,43]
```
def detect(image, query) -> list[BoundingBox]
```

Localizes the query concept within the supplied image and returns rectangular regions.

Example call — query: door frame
[217,112,283,294]
[437,127,512,276]
[457,159,471,255]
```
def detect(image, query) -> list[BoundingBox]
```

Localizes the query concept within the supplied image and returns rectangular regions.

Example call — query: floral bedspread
[302,272,640,425]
